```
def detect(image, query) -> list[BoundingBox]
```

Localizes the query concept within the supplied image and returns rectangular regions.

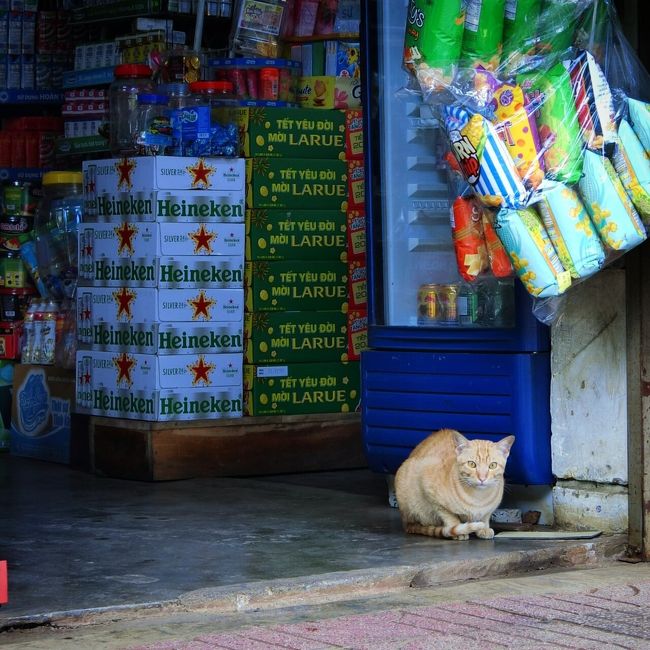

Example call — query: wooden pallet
[89,412,365,481]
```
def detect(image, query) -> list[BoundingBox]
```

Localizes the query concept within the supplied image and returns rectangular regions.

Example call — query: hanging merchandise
[229,0,289,58]
[401,0,650,324]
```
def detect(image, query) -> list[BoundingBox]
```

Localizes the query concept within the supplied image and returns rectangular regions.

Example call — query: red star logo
[86,178,95,194]
[115,157,137,190]
[114,222,138,255]
[188,355,215,386]
[113,287,136,321]
[189,224,216,254]
[113,352,135,387]
[188,290,215,321]
[83,370,91,385]
[187,159,215,188]
[83,240,93,257]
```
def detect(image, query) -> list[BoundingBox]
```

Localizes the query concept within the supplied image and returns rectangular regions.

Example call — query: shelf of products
[62,68,115,90]
[0,91,63,105]
[55,135,109,157]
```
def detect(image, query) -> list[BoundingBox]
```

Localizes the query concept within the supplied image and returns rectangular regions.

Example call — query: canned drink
[81,355,93,407]
[1,292,20,321]
[417,283,438,323]
[437,284,458,324]
[457,286,480,325]
[80,227,94,279]
[79,291,92,343]
[417,283,458,325]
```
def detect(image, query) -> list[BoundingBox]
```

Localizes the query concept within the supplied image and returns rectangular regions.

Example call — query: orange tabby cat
[395,429,514,541]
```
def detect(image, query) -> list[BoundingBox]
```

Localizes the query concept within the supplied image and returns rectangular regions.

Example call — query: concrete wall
[550,269,628,532]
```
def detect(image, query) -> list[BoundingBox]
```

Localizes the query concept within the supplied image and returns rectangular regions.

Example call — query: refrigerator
[360,0,552,485]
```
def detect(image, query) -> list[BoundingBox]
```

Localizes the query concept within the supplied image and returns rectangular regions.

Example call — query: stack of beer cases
[75,155,246,422]
[241,106,368,416]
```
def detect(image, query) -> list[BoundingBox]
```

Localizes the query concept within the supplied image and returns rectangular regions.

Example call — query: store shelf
[0,90,63,105]
[62,67,115,89]
[283,32,360,44]
[56,135,109,156]
[0,168,48,183]
[71,0,166,23]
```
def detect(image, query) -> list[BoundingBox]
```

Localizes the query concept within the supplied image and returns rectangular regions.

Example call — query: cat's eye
[467,461,476,468]
[489,462,497,469]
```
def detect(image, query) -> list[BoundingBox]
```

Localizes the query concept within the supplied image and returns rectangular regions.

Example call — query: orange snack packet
[481,209,514,278]
[451,197,489,282]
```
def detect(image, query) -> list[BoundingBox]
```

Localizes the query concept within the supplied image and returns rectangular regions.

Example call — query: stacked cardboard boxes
[76,155,246,421]
[240,107,367,416]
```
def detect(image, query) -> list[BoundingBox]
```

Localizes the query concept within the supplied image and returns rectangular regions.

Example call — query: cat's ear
[497,435,515,457]
[452,430,470,455]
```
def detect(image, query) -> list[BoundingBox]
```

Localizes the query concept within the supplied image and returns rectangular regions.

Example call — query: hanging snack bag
[536,182,605,279]
[537,0,585,54]
[451,196,489,281]
[460,0,506,71]
[627,98,650,155]
[443,105,528,208]
[484,72,544,189]
[579,149,646,252]
[502,0,541,63]
[481,209,513,277]
[519,63,583,184]
[568,49,617,151]
[612,119,650,221]
[494,206,569,298]
[403,0,466,94]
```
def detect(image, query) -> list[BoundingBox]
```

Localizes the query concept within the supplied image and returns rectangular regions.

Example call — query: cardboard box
[347,208,366,259]
[297,76,361,109]
[10,364,75,464]
[347,309,368,360]
[348,256,367,309]
[229,106,355,160]
[245,311,355,363]
[246,157,349,210]
[245,260,348,312]
[76,350,243,421]
[246,208,347,261]
[243,360,360,416]
[85,189,245,223]
[83,156,245,193]
[77,287,244,354]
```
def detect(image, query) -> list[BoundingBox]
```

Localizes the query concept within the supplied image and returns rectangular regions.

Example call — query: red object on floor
[0,561,7,604]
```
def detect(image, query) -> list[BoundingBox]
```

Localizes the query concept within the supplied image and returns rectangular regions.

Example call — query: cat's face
[455,435,515,489]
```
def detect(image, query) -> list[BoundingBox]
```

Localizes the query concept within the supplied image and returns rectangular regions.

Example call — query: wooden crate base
[90,413,365,481]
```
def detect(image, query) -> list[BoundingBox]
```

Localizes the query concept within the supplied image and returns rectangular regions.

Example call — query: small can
[457,286,481,326]
[4,181,35,216]
[417,283,458,325]
[230,67,247,99]
[84,163,97,219]
[259,67,279,101]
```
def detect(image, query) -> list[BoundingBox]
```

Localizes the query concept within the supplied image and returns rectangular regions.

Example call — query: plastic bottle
[21,299,38,363]
[133,93,171,155]
[31,171,83,300]
[108,64,155,156]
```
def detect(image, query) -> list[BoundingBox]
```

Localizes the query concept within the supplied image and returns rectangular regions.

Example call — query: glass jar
[108,63,155,156]
[25,171,83,301]
[188,80,239,157]
[133,93,172,155]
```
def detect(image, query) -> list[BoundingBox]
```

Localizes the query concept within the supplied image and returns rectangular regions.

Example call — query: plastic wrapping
[402,0,650,325]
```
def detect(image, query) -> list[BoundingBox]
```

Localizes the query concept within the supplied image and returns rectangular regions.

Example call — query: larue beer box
[245,260,348,312]
[75,350,243,421]
[77,287,244,355]
[246,157,349,210]
[221,106,362,160]
[246,208,347,261]
[245,310,359,364]
[243,361,360,416]
[82,156,245,223]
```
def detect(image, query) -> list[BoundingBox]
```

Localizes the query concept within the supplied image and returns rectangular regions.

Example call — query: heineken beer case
[75,350,243,421]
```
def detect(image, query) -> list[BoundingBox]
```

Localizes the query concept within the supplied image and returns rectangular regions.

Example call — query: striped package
[444,105,528,209]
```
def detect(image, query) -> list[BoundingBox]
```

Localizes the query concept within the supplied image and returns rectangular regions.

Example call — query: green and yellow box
[226,106,354,160]
[243,361,360,416]
[246,157,349,210]
[246,208,348,261]
[245,260,349,312]
[244,311,351,364]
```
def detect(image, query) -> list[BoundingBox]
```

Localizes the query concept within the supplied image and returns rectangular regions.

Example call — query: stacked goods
[241,106,367,416]
[403,0,650,323]
[0,116,62,170]
[76,155,246,421]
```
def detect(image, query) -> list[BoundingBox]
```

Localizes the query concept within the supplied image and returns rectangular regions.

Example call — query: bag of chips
[460,0,506,71]
[481,208,514,277]
[612,119,650,221]
[628,98,650,154]
[451,196,490,281]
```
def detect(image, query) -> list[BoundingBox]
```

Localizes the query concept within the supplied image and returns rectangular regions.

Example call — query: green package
[460,0,506,69]
[502,0,541,59]
[404,0,466,84]
[519,63,583,184]
[539,0,583,53]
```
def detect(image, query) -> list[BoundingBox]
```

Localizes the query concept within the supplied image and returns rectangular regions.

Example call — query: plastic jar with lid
[188,81,240,157]
[25,171,83,300]
[133,93,172,155]
[109,64,155,156]
[158,82,194,155]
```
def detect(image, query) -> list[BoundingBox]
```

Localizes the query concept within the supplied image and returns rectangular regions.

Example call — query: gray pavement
[3,563,650,649]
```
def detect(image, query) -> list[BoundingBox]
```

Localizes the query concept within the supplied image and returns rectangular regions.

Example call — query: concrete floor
[0,454,612,624]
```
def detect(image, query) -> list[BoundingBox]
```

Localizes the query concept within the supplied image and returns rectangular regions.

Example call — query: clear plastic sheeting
[402,0,650,324]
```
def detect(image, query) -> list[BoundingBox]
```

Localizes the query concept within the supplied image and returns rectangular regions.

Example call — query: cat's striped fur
[395,429,514,541]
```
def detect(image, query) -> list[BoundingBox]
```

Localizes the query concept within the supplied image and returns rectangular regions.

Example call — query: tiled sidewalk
[131,579,650,650]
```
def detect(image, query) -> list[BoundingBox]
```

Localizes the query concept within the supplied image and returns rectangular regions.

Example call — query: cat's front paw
[476,527,495,539]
